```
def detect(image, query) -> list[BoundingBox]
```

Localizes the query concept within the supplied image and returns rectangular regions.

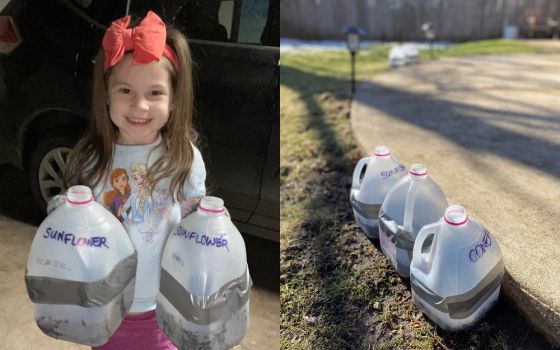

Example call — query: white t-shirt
[91,135,206,312]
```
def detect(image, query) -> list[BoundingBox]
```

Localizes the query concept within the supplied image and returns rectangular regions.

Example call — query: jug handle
[351,157,372,191]
[413,222,440,274]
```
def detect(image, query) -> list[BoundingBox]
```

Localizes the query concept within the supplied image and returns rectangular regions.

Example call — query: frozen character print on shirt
[122,163,156,242]
[103,168,132,223]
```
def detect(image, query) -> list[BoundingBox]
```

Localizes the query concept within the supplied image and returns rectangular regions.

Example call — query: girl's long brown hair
[64,24,198,203]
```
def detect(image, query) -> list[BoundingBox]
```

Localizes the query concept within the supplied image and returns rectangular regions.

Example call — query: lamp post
[548,18,559,39]
[421,22,436,59]
[341,26,365,94]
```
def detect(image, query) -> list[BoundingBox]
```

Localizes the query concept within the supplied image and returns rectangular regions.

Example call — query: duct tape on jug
[25,185,137,346]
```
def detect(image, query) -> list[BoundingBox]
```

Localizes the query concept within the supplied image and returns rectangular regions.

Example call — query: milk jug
[25,185,137,346]
[157,196,252,350]
[410,205,504,331]
[379,164,447,277]
[350,146,406,238]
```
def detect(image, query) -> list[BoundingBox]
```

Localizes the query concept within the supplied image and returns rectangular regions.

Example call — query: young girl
[61,10,206,350]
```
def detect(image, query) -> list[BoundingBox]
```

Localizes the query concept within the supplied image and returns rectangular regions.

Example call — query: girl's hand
[180,196,203,218]
[47,194,67,214]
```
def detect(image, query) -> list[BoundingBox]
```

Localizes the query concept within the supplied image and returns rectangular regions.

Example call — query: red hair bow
[102,11,178,72]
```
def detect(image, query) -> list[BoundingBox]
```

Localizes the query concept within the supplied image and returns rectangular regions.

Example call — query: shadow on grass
[281,65,374,346]
[281,62,559,349]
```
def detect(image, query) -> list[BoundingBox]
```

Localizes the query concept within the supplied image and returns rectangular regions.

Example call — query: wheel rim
[38,146,72,203]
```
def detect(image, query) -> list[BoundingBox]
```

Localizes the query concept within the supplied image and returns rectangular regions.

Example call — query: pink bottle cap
[444,205,468,226]
[409,164,427,176]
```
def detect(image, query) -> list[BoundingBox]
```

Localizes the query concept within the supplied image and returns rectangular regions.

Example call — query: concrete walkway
[351,54,560,346]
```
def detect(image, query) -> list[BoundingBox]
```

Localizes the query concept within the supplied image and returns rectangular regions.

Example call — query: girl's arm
[181,144,206,218]
[47,194,67,214]
[180,196,203,218]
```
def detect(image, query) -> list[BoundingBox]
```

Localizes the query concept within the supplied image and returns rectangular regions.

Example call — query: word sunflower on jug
[42,227,110,248]
[174,226,230,251]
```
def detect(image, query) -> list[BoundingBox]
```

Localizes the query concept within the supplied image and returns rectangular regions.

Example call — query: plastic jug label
[379,224,397,263]
[43,227,110,248]
[468,229,492,263]
[174,226,230,252]
[33,257,70,271]
[380,165,406,180]
[171,252,185,266]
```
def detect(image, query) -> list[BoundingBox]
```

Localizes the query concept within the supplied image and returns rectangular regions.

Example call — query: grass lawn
[280,40,553,349]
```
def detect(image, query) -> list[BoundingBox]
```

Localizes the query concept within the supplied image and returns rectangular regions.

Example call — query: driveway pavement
[351,53,560,346]
[0,165,279,350]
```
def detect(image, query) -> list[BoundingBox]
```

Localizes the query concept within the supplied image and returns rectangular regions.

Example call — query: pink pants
[92,310,177,350]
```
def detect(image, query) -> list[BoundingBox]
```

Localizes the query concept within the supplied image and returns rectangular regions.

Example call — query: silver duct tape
[160,266,252,325]
[411,259,504,319]
[35,280,135,346]
[378,209,415,252]
[350,193,382,219]
[25,251,137,307]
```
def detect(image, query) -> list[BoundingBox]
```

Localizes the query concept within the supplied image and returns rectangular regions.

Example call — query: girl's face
[107,54,174,145]
[113,173,127,191]
[133,171,146,187]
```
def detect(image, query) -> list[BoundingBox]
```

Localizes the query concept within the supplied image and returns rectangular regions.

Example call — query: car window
[219,0,268,44]
[66,0,128,26]
[63,0,278,47]
[148,0,279,47]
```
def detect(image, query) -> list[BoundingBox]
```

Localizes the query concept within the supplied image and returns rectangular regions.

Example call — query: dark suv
[0,0,279,242]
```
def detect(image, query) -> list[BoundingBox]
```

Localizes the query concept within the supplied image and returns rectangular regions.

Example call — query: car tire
[28,135,78,214]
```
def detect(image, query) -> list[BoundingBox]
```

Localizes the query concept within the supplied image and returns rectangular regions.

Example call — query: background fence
[280,0,560,40]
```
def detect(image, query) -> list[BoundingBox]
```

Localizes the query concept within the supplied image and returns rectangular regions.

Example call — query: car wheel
[28,135,77,213]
